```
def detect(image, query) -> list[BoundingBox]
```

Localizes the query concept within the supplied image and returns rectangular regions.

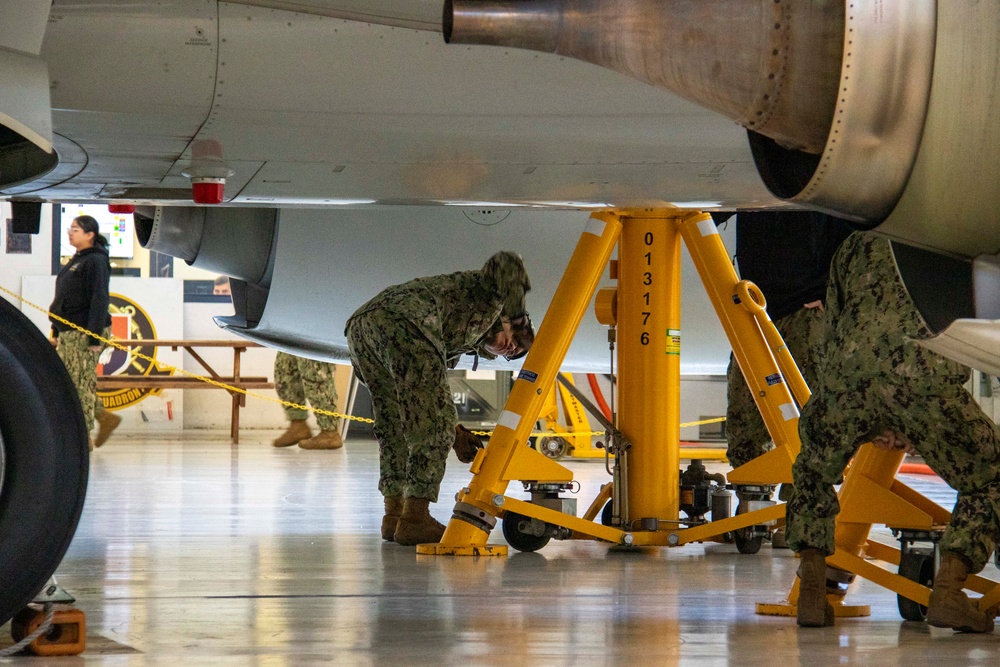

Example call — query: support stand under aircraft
[420,209,1000,622]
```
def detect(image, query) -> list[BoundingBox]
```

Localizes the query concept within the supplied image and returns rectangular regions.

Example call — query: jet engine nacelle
[446,0,1000,375]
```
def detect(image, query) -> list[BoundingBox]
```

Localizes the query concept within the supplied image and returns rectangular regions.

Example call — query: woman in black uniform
[49,215,120,450]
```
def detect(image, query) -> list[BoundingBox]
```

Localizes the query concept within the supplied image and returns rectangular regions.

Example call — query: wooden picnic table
[96,339,274,444]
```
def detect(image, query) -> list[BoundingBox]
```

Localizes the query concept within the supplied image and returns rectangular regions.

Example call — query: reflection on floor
[4,432,998,665]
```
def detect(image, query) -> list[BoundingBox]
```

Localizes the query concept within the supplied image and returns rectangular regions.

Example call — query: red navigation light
[108,203,135,214]
[191,178,225,205]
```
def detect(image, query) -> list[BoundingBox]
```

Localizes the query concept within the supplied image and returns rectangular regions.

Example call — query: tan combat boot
[797,547,835,627]
[382,496,403,541]
[272,420,312,448]
[393,497,447,546]
[298,430,344,450]
[927,552,995,633]
[93,411,121,448]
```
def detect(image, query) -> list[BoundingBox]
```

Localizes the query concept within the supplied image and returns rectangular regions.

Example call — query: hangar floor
[4,432,998,664]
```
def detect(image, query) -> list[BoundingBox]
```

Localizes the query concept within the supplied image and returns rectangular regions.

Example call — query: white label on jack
[497,410,522,430]
[584,218,606,236]
[779,403,798,421]
[697,218,719,237]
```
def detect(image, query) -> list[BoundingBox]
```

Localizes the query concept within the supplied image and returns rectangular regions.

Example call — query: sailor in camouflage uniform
[272,351,342,450]
[721,211,852,470]
[787,231,1000,632]
[346,251,533,546]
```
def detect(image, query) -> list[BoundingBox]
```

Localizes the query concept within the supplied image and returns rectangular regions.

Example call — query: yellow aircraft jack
[420,209,800,558]
[419,208,1000,624]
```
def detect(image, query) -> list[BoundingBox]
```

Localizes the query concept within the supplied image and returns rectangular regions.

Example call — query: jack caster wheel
[734,529,763,555]
[897,552,935,622]
[502,512,551,553]
[733,502,762,554]
[601,499,614,527]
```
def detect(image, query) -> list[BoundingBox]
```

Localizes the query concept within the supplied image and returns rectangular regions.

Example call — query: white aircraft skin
[28,0,774,208]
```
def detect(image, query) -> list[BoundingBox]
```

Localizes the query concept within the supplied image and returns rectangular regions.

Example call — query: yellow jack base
[756,600,871,618]
[415,543,509,557]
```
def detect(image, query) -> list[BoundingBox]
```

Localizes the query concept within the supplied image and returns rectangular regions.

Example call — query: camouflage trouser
[56,328,109,433]
[274,351,339,430]
[786,379,1000,572]
[346,312,456,502]
[726,306,826,468]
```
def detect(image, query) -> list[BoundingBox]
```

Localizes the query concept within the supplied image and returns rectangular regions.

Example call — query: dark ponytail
[73,215,109,249]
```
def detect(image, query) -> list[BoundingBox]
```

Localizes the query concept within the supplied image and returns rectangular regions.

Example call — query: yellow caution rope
[1,286,727,435]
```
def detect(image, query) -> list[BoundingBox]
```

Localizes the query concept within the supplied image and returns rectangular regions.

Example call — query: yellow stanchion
[618,212,682,527]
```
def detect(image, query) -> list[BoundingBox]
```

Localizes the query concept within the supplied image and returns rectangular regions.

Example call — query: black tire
[0,298,89,626]
[601,499,614,527]
[734,501,762,554]
[501,512,550,553]
[734,530,763,555]
[897,553,935,622]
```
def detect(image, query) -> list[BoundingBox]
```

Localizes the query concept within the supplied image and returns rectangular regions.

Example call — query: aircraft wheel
[501,512,551,553]
[0,298,89,626]
[897,552,935,622]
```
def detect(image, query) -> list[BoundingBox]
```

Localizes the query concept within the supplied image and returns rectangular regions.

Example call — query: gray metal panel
[33,1,776,207]
[0,0,51,55]
[226,206,736,374]
[43,0,219,189]
[0,48,52,152]
[224,0,442,31]
[196,3,770,207]
[918,320,1000,379]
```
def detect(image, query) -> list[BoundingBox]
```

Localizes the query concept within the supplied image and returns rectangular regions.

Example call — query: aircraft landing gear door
[618,214,681,530]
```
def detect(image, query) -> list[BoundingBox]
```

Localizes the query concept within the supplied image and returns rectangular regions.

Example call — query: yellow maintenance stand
[419,209,1000,622]
[420,209,796,556]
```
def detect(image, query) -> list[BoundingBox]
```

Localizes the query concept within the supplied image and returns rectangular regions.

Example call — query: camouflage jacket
[346,251,530,361]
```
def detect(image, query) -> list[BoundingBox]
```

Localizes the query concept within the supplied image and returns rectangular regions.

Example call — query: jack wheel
[733,502,762,554]
[0,299,89,626]
[734,530,763,555]
[502,512,551,553]
[897,553,934,621]
[601,499,613,527]
[535,436,569,460]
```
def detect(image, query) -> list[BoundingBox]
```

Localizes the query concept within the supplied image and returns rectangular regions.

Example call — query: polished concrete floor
[4,432,999,665]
